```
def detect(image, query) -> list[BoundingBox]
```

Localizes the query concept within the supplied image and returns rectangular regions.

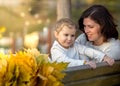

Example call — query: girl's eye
[64,34,68,36]
[71,35,75,37]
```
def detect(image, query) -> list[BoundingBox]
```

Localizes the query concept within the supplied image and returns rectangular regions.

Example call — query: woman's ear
[54,31,58,38]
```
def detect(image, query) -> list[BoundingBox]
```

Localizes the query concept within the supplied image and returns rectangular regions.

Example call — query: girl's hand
[85,61,96,69]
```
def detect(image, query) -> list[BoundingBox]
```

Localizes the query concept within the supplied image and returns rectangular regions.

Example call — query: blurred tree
[93,0,120,13]
[30,0,42,15]
[57,0,71,20]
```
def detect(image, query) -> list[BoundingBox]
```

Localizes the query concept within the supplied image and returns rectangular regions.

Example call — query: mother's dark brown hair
[78,4,118,41]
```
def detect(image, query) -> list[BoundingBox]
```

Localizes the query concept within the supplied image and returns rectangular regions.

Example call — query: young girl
[50,18,114,68]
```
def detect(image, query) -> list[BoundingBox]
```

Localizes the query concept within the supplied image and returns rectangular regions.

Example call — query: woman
[76,5,120,61]
[50,18,114,68]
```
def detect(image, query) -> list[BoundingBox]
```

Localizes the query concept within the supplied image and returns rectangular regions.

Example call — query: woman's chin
[88,38,94,41]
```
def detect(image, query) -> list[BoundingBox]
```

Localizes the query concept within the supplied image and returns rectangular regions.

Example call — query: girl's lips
[67,42,72,45]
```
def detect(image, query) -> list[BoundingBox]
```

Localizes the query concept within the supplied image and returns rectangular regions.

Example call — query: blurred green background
[0,0,120,53]
[0,0,120,35]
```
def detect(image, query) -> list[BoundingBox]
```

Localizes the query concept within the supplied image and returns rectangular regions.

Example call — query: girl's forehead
[60,26,77,33]
[56,23,77,33]
[62,25,76,30]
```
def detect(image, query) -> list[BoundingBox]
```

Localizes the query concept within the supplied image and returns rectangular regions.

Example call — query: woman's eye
[89,26,94,28]
[88,25,94,28]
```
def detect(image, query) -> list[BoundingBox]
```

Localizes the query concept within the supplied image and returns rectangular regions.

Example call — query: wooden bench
[63,60,120,86]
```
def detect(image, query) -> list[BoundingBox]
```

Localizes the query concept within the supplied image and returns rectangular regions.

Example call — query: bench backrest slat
[63,60,120,86]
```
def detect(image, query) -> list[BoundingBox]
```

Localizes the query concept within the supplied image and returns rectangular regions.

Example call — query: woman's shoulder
[97,38,120,48]
[75,33,87,44]
[109,38,120,45]
[77,33,86,39]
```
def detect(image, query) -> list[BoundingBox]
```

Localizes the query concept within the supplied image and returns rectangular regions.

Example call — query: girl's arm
[51,48,85,67]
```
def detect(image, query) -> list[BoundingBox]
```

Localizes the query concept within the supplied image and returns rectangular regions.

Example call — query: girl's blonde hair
[54,18,78,33]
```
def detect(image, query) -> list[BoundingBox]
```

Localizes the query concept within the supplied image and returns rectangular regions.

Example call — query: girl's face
[55,26,76,48]
[83,17,104,45]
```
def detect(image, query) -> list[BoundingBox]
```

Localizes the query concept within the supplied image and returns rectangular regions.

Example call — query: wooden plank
[63,60,120,86]
[64,74,120,86]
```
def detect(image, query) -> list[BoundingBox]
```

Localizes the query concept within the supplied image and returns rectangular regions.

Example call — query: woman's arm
[76,43,114,65]
[76,43,105,62]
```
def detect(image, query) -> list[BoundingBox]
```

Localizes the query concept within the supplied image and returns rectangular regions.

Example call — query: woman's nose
[84,27,89,33]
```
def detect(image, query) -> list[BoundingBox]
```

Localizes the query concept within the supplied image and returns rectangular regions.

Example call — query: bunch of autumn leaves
[0,49,68,86]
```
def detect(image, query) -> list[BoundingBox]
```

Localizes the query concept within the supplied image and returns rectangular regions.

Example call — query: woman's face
[83,17,104,45]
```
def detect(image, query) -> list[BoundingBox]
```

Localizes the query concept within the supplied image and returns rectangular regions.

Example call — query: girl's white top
[50,40,105,67]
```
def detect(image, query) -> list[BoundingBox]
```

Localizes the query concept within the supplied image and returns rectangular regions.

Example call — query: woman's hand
[103,55,115,66]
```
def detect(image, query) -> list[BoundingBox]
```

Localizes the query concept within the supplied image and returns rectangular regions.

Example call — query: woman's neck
[93,36,105,46]
[93,40,103,46]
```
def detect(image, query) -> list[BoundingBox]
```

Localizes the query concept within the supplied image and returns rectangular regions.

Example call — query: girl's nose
[68,36,72,40]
